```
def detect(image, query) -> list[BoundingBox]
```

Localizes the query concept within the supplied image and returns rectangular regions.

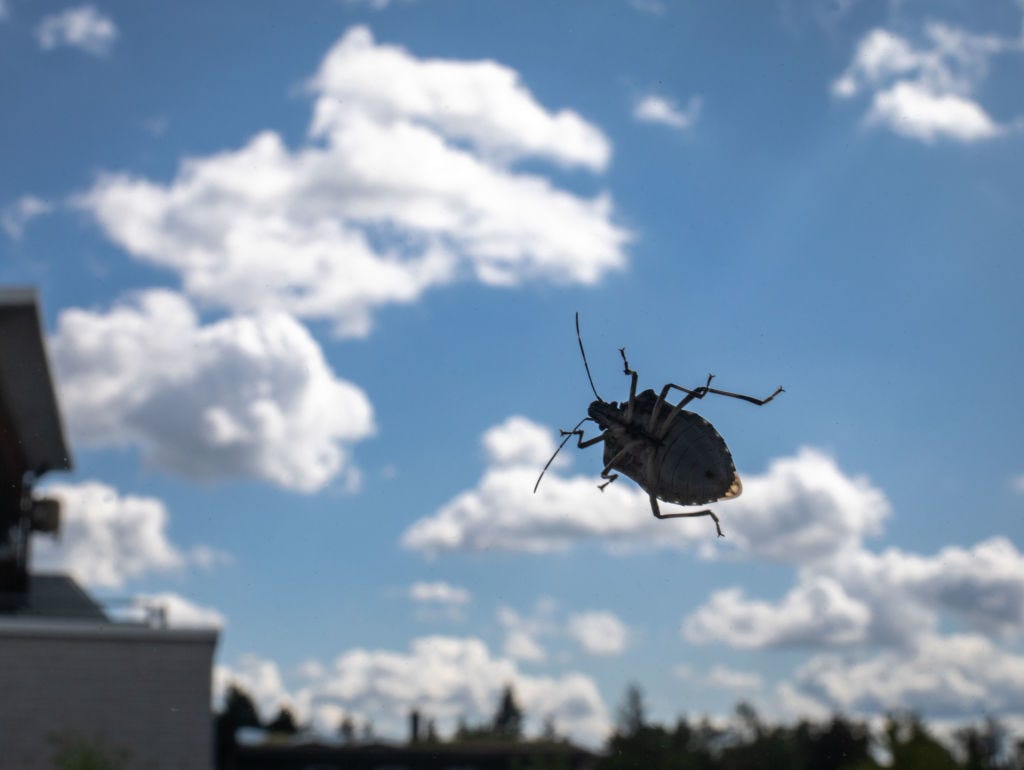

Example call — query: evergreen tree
[338,716,356,744]
[221,684,261,730]
[493,684,525,741]
[266,707,299,735]
[884,714,960,770]
[616,683,647,738]
[956,717,1006,770]
[215,683,262,770]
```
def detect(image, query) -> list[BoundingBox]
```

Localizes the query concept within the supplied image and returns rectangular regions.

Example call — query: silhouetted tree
[541,715,561,742]
[222,684,261,729]
[493,684,525,740]
[884,714,959,770]
[266,707,299,735]
[616,683,647,738]
[957,717,1007,770]
[337,715,356,744]
[790,714,876,770]
[215,683,262,770]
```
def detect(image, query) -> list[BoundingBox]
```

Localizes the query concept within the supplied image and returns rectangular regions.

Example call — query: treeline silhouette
[216,681,1024,769]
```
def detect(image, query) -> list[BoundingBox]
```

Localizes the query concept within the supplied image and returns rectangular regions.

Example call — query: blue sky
[3,0,1024,747]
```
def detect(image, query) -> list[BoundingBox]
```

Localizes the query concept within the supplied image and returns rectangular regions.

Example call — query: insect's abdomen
[653,411,741,506]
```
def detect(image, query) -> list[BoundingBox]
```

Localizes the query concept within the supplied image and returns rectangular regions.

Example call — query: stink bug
[534,314,783,537]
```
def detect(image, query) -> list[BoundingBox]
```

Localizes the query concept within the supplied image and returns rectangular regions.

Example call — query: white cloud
[866,81,1002,142]
[683,537,1024,651]
[705,665,764,692]
[481,415,566,469]
[503,626,548,663]
[682,576,872,649]
[402,416,888,560]
[2,195,54,239]
[49,290,375,492]
[0,0,8,21]
[34,481,209,589]
[79,26,628,338]
[716,448,890,564]
[831,538,1024,641]
[567,611,630,656]
[217,636,611,746]
[36,5,117,56]
[633,94,702,131]
[498,602,557,663]
[1012,474,1024,494]
[308,26,610,171]
[409,581,471,606]
[794,633,1024,718]
[832,22,1015,142]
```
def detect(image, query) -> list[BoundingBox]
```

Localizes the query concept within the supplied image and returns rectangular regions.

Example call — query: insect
[534,314,783,537]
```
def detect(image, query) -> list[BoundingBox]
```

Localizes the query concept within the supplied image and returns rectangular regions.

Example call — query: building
[0,288,219,770]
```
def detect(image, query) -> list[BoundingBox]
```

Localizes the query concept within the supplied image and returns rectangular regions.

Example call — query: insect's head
[587,399,621,430]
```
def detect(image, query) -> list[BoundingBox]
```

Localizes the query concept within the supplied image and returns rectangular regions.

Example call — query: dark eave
[0,287,72,477]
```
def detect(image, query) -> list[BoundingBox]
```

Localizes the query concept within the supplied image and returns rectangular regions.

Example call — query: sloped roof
[0,287,71,476]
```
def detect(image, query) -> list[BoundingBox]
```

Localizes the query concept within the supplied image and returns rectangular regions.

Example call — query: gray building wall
[0,619,218,770]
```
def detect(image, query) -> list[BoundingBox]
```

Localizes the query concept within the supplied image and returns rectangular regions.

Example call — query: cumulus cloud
[683,577,872,649]
[36,5,117,56]
[633,94,702,131]
[832,22,1018,142]
[2,195,54,239]
[78,26,628,338]
[567,611,630,656]
[705,665,764,692]
[216,636,611,746]
[49,290,374,492]
[34,481,215,589]
[498,601,557,663]
[683,537,1024,651]
[402,416,887,559]
[408,581,471,622]
[794,633,1024,718]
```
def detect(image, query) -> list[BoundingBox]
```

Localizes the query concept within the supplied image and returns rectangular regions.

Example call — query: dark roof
[0,287,72,476]
[1,573,109,621]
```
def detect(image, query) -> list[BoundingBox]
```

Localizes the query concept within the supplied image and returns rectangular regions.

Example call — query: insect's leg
[596,442,635,491]
[618,347,640,422]
[703,385,785,406]
[648,374,715,434]
[649,495,724,537]
[597,470,619,491]
[561,428,607,449]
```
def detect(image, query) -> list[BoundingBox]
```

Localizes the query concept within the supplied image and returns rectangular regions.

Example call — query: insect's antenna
[533,417,588,494]
[575,312,603,402]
